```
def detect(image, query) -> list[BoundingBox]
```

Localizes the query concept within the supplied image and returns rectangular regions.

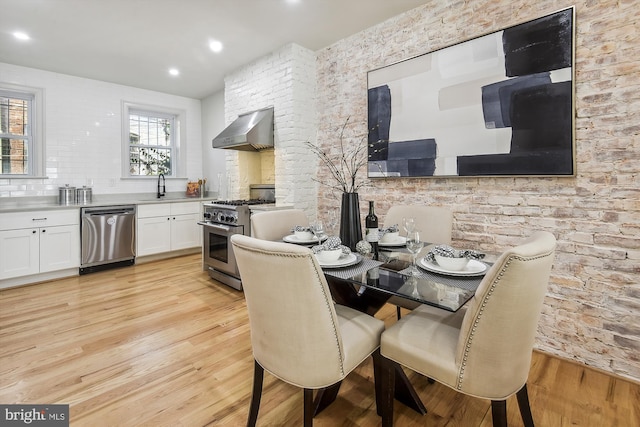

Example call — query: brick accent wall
[315,1,640,381]
[223,43,318,217]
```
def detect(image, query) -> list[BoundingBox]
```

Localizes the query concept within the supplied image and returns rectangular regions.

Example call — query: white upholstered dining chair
[383,205,454,319]
[250,208,309,241]
[379,231,556,427]
[383,205,453,242]
[230,234,385,426]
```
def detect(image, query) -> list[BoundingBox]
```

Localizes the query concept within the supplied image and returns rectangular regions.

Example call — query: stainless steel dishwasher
[80,205,136,274]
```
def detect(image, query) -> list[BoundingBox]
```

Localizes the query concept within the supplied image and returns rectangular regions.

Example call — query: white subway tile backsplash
[1,62,203,199]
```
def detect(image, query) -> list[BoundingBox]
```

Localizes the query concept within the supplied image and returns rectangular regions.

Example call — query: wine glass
[405,230,424,276]
[312,221,325,242]
[402,217,416,236]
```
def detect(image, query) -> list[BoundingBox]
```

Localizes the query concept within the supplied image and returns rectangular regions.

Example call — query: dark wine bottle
[365,201,379,260]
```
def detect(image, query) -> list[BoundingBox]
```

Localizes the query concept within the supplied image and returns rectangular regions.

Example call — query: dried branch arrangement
[305,117,368,193]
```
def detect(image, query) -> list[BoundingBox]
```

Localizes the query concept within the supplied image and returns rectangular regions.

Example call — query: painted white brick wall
[0,62,202,198]
[223,44,318,219]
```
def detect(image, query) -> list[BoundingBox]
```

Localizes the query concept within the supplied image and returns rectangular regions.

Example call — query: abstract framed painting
[367,7,575,178]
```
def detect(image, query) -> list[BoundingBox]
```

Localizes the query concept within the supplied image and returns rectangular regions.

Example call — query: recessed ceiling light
[13,31,30,41]
[209,40,223,53]
[169,68,180,76]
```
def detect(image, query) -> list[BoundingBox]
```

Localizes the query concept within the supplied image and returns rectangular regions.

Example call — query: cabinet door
[171,213,200,250]
[137,216,171,256]
[39,225,81,273]
[0,228,40,279]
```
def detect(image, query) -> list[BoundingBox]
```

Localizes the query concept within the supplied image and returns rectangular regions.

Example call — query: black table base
[317,277,427,416]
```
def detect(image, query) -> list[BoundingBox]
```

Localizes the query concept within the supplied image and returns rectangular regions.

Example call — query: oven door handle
[198,221,243,235]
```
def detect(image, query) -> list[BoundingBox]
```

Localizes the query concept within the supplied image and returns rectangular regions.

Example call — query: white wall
[223,43,318,216]
[0,62,203,198]
[201,90,228,199]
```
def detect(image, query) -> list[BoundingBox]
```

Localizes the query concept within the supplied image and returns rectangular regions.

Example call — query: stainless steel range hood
[212,107,274,151]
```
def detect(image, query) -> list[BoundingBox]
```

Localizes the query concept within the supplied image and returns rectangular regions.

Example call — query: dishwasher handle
[82,206,136,216]
[85,210,135,216]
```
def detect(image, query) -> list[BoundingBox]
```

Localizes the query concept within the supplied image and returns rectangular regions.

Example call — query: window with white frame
[122,101,186,179]
[128,108,176,176]
[0,89,35,175]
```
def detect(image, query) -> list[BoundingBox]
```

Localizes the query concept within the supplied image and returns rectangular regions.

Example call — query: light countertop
[0,192,221,214]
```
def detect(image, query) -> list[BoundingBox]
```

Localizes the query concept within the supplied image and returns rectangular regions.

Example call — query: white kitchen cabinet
[39,225,80,273]
[137,215,172,255]
[0,228,39,278]
[136,201,200,256]
[170,213,200,250]
[0,209,80,280]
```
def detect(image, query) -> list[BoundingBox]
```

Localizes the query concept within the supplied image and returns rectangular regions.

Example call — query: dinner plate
[283,234,328,244]
[379,236,407,247]
[419,257,487,277]
[316,253,362,268]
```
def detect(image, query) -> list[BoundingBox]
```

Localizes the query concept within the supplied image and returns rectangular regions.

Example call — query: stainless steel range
[199,185,275,290]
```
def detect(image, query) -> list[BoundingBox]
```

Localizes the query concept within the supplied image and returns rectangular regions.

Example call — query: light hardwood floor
[1,254,638,426]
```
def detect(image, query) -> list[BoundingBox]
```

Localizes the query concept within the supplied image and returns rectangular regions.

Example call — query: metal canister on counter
[58,184,76,205]
[76,186,92,205]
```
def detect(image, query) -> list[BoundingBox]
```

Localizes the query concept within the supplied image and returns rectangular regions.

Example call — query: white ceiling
[0,0,427,99]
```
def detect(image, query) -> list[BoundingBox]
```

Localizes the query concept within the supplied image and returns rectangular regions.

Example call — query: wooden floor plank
[1,254,638,426]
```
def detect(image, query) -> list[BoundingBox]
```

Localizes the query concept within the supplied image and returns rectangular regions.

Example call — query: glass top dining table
[315,245,494,416]
[323,246,493,316]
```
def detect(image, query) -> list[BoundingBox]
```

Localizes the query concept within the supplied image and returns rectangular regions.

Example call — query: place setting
[395,231,489,291]
[377,217,418,249]
[312,236,362,268]
[283,223,329,245]
[378,224,407,248]
[311,235,388,281]
[419,244,488,277]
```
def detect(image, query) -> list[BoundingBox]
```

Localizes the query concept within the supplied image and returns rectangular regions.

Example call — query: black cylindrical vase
[339,192,362,251]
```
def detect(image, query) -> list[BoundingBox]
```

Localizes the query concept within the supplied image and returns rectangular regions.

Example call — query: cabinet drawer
[0,209,80,231]
[137,203,171,218]
[170,201,201,215]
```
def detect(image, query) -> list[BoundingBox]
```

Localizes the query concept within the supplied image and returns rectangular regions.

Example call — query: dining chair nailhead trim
[455,251,553,390]
[457,260,506,389]
[309,257,346,377]
[242,244,346,378]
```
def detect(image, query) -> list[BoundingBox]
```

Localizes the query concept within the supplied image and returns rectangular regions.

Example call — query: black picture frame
[367,7,575,178]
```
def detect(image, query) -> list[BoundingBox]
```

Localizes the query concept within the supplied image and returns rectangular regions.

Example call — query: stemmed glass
[312,221,325,242]
[402,217,416,236]
[406,230,424,276]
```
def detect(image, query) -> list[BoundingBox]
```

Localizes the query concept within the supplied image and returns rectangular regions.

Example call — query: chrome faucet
[157,173,166,198]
